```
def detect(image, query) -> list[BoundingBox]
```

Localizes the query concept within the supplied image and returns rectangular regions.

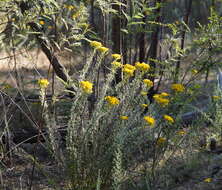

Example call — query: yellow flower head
[80,81,93,94]
[124,64,136,71]
[120,116,128,120]
[157,137,166,146]
[163,114,174,123]
[72,12,80,19]
[123,68,134,76]
[111,61,123,69]
[204,178,212,183]
[105,96,120,106]
[38,79,49,89]
[140,91,148,96]
[135,62,150,72]
[141,104,148,108]
[177,130,186,136]
[68,5,75,10]
[90,41,102,49]
[39,20,45,25]
[212,95,220,100]
[171,83,185,93]
[160,92,169,97]
[112,54,121,60]
[97,46,109,54]
[143,79,153,87]
[122,64,136,77]
[191,69,198,75]
[144,116,155,126]
[3,83,12,90]
[153,94,169,107]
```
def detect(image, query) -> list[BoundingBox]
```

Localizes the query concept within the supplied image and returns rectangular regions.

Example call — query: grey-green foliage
[0,0,89,51]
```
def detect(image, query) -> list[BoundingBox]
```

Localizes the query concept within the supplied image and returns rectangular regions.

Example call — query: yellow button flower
[111,61,123,69]
[157,137,166,146]
[153,94,169,107]
[144,116,155,126]
[177,130,186,136]
[143,79,153,87]
[124,64,136,71]
[171,83,185,93]
[90,41,102,49]
[68,5,75,10]
[123,68,134,76]
[120,116,128,120]
[39,20,45,25]
[135,62,150,72]
[141,104,148,108]
[160,92,169,97]
[105,96,120,106]
[140,91,148,96]
[97,46,109,54]
[212,95,220,100]
[122,64,136,77]
[191,69,198,75]
[38,79,49,89]
[3,83,12,90]
[112,54,121,60]
[163,114,174,123]
[204,178,212,183]
[80,81,93,94]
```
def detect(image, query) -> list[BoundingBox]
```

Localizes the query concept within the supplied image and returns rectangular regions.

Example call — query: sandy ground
[0,50,51,71]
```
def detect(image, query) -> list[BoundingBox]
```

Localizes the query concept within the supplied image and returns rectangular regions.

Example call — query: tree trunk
[146,0,162,102]
[174,0,193,82]
[112,3,122,84]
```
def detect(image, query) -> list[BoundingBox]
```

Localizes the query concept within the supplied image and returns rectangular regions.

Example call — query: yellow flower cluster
[153,93,170,107]
[80,81,93,94]
[160,92,169,97]
[191,69,198,75]
[141,104,148,108]
[212,95,220,100]
[171,83,185,93]
[90,41,102,48]
[39,20,45,25]
[144,116,155,126]
[112,54,121,60]
[122,64,136,77]
[120,115,128,120]
[105,96,120,106]
[163,114,174,123]
[204,178,212,183]
[177,130,186,136]
[97,46,109,53]
[135,62,150,72]
[157,137,166,146]
[38,79,49,89]
[90,41,109,54]
[143,79,153,87]
[64,4,75,10]
[140,91,148,96]
[3,83,12,90]
[111,61,123,69]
